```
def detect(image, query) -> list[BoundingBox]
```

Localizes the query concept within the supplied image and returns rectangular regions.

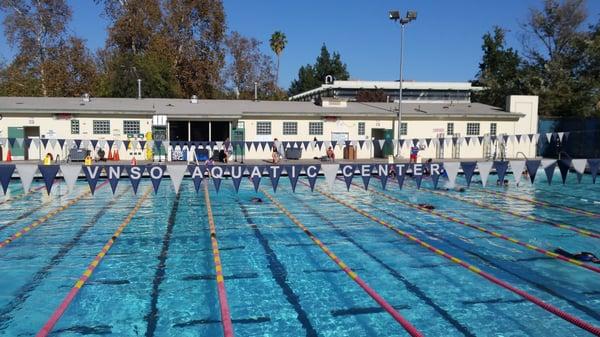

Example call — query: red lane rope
[261,188,424,337]
[0,180,109,249]
[36,187,152,337]
[311,184,600,336]
[203,184,234,337]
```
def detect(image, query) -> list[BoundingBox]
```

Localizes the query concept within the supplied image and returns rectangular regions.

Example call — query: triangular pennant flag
[316,141,323,151]
[245,142,253,151]
[541,159,556,185]
[16,164,37,193]
[358,164,373,190]
[285,165,302,192]
[147,165,166,194]
[8,138,16,147]
[305,165,321,191]
[378,139,385,149]
[476,161,493,187]
[123,140,131,150]
[443,162,460,189]
[508,135,516,145]
[258,141,266,151]
[358,140,365,149]
[48,138,58,149]
[545,133,553,143]
[74,139,82,149]
[230,165,244,192]
[527,134,534,142]
[321,164,338,190]
[588,159,600,184]
[106,140,114,150]
[0,164,16,194]
[464,137,471,146]
[493,161,509,184]
[376,164,389,190]
[268,165,283,192]
[478,136,484,145]
[90,139,98,149]
[425,138,432,147]
[24,138,33,149]
[340,164,356,191]
[60,165,81,192]
[525,160,541,183]
[57,138,66,150]
[249,165,264,192]
[502,135,509,144]
[554,158,570,184]
[509,160,525,185]
[515,134,522,143]
[187,165,204,193]
[98,139,106,150]
[412,164,424,189]
[167,165,188,194]
[460,162,477,187]
[139,140,146,150]
[557,132,564,142]
[429,163,441,189]
[571,159,587,183]
[41,138,49,148]
[38,165,60,195]
[106,165,124,194]
[126,165,146,195]
[82,165,104,194]
[330,141,337,149]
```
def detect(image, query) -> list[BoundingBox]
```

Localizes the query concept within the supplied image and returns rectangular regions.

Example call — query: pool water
[0,172,598,336]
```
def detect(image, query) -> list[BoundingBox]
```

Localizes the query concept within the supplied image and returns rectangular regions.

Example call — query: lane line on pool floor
[0,183,47,206]
[0,186,132,329]
[426,187,600,239]
[0,180,109,249]
[260,188,424,337]
[354,179,600,274]
[478,188,600,219]
[311,185,600,336]
[36,187,152,337]
[203,184,234,337]
[287,192,476,337]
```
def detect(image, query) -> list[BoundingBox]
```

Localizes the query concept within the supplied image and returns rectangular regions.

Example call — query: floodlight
[389,10,400,20]
[407,10,417,20]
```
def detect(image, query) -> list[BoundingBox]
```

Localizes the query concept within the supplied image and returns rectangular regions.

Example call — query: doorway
[371,128,385,158]
[24,126,40,160]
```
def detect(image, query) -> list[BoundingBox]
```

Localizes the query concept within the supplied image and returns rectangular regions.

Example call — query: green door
[8,127,25,157]
[232,126,245,156]
[383,129,394,156]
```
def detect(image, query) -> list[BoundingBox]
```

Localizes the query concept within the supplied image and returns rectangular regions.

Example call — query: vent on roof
[317,97,347,108]
[190,95,198,104]
[81,93,90,103]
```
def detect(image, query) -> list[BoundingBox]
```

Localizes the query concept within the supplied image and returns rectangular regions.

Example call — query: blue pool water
[0,172,598,336]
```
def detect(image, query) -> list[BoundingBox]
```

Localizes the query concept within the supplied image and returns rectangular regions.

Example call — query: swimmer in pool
[417,203,435,210]
[251,197,263,203]
[554,248,599,264]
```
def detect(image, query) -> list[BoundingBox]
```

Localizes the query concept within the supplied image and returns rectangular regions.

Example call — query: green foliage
[288,44,349,96]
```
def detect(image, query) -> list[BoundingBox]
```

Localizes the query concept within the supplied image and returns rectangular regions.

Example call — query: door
[371,128,385,158]
[452,133,461,159]
[435,133,444,159]
[7,127,25,158]
[232,123,245,158]
[24,126,40,160]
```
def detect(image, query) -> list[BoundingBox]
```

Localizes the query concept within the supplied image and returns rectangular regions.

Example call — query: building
[0,82,538,162]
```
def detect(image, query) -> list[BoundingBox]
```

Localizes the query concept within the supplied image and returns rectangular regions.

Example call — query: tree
[269,31,287,84]
[224,31,279,100]
[288,44,349,96]
[473,26,524,109]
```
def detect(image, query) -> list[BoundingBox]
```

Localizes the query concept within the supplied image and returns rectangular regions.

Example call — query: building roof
[0,96,521,120]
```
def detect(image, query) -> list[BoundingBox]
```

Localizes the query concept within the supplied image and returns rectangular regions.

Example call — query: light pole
[389,10,417,157]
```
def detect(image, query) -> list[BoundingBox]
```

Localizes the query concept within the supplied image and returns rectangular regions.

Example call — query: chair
[285,148,302,160]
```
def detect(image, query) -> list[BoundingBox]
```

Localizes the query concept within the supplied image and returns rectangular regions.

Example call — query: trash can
[343,145,356,160]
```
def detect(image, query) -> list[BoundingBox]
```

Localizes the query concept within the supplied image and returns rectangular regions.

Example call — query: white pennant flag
[309,141,316,150]
[571,159,587,174]
[167,165,188,194]
[443,162,460,189]
[31,138,40,150]
[0,138,4,147]
[541,159,556,168]
[545,133,553,143]
[60,165,82,192]
[321,164,339,190]
[114,140,122,150]
[477,161,494,187]
[98,140,106,149]
[509,135,516,145]
[445,138,452,146]
[365,140,372,151]
[377,139,385,149]
[533,133,540,145]
[16,164,38,192]
[49,138,58,149]
[509,160,526,185]
[557,132,564,142]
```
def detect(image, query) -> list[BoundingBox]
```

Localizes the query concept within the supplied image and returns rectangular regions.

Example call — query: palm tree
[269,31,287,84]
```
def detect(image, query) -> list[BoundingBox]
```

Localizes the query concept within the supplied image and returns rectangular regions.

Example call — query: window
[123,120,140,136]
[93,120,110,134]
[283,122,297,135]
[466,123,480,136]
[256,121,271,135]
[446,123,454,136]
[309,122,323,135]
[490,123,497,136]
[400,122,408,136]
[358,122,365,135]
[71,120,80,134]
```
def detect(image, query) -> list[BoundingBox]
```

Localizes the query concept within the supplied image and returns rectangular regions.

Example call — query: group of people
[271,138,335,164]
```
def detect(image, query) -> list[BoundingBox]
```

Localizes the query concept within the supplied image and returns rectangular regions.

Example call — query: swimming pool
[0,172,598,336]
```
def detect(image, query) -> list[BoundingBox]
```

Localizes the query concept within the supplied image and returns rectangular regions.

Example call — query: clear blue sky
[1,0,599,89]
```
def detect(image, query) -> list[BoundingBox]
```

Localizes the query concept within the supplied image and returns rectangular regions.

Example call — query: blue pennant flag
[230,165,244,192]
[525,160,541,183]
[90,139,98,149]
[268,165,283,192]
[557,159,571,184]
[41,138,49,148]
[588,159,600,184]
[147,165,166,194]
[316,141,323,151]
[249,165,265,192]
[358,140,365,149]
[58,139,66,149]
[38,165,60,194]
[395,164,408,190]
[305,165,321,191]
[210,166,224,192]
[528,134,535,142]
[430,163,442,189]
[139,140,146,149]
[123,140,130,150]
[493,161,509,183]
[188,165,204,193]
[8,138,16,147]
[260,141,267,151]
[126,165,145,194]
[412,163,425,189]
[0,165,16,194]
[399,139,405,148]
[341,164,356,190]
[461,161,477,186]
[106,165,124,194]
[302,141,310,150]
[359,164,373,190]
[284,165,301,192]
[376,164,389,190]
[73,139,82,149]
[106,140,114,150]
[543,161,557,185]
[331,141,337,149]
[452,137,458,146]
[24,138,33,148]
[83,165,104,194]
[425,138,432,147]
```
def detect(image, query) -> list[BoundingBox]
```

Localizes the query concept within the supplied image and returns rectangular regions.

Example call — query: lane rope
[261,188,424,337]
[36,187,151,337]
[0,180,109,249]
[309,184,600,336]
[428,188,600,239]
[353,180,600,274]
[203,184,234,337]
[478,188,600,219]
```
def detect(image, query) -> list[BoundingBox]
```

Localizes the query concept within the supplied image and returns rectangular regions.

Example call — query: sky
[1,0,599,89]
